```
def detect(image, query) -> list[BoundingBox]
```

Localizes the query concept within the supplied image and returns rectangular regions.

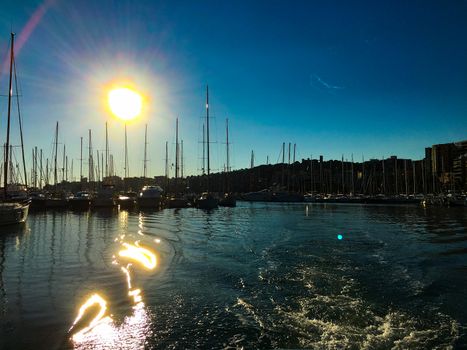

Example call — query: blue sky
[0,0,466,178]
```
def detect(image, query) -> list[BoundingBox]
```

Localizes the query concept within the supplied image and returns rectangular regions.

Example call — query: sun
[108,87,143,121]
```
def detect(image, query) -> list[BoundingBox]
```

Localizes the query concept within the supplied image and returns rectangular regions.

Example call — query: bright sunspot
[108,87,143,121]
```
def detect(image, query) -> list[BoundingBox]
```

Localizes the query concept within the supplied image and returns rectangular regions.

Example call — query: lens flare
[108,87,142,121]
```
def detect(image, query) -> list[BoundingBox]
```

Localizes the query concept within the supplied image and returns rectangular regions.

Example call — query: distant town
[36,139,466,197]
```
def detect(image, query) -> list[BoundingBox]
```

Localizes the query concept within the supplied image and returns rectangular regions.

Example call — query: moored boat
[117,191,137,209]
[29,191,47,210]
[219,193,236,207]
[242,189,273,202]
[0,33,30,225]
[69,191,91,210]
[92,184,116,208]
[196,192,219,210]
[0,200,30,226]
[166,196,189,208]
[137,185,163,209]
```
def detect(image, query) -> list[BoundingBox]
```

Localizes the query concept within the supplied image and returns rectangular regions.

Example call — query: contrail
[310,74,344,92]
[1,0,55,75]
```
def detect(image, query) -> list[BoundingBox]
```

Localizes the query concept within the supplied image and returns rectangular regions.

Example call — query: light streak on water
[70,240,158,348]
[69,293,111,342]
[118,242,157,270]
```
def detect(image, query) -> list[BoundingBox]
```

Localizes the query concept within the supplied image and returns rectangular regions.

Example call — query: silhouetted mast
[80,137,83,181]
[124,124,129,178]
[175,118,179,193]
[54,122,59,186]
[39,149,43,189]
[206,86,210,191]
[202,123,205,175]
[165,141,169,190]
[62,144,66,182]
[88,129,93,182]
[351,154,355,195]
[281,142,285,187]
[181,140,184,179]
[13,46,27,188]
[105,122,109,178]
[226,118,230,172]
[143,124,148,178]
[3,32,14,197]
[310,154,313,193]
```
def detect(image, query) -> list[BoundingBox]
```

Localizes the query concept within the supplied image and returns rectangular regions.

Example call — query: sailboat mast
[80,137,83,181]
[226,118,230,173]
[62,144,66,182]
[88,129,92,183]
[281,142,285,187]
[46,159,49,186]
[165,141,168,190]
[202,123,205,175]
[3,32,15,197]
[54,122,58,186]
[175,118,179,180]
[351,154,355,195]
[13,51,27,188]
[181,140,184,179]
[310,154,313,193]
[124,124,128,178]
[206,86,210,191]
[96,150,100,182]
[40,149,43,189]
[143,124,148,178]
[105,122,109,178]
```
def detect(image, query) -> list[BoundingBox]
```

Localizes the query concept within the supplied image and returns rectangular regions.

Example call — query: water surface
[0,203,466,349]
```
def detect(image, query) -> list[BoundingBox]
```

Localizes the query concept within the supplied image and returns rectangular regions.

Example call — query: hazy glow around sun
[108,87,143,121]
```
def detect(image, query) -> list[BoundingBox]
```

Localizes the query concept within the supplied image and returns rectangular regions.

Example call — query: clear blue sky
[1,0,466,178]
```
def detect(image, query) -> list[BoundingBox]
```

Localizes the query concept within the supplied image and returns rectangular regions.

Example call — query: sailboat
[91,123,115,208]
[166,118,189,208]
[196,86,218,210]
[0,33,30,225]
[44,122,68,208]
[219,118,236,207]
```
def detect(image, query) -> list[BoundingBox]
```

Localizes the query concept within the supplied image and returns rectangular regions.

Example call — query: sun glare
[108,87,143,121]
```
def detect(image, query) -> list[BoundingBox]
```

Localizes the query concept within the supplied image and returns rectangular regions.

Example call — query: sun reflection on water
[70,239,158,349]
[118,242,157,270]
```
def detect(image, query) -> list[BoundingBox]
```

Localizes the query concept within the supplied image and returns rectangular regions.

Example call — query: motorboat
[196,192,218,210]
[117,191,137,209]
[166,196,189,208]
[219,193,236,207]
[137,186,163,208]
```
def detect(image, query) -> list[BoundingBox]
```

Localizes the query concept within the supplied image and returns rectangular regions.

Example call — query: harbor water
[0,202,466,349]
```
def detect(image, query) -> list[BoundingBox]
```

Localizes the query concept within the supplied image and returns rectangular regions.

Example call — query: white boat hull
[0,201,30,226]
